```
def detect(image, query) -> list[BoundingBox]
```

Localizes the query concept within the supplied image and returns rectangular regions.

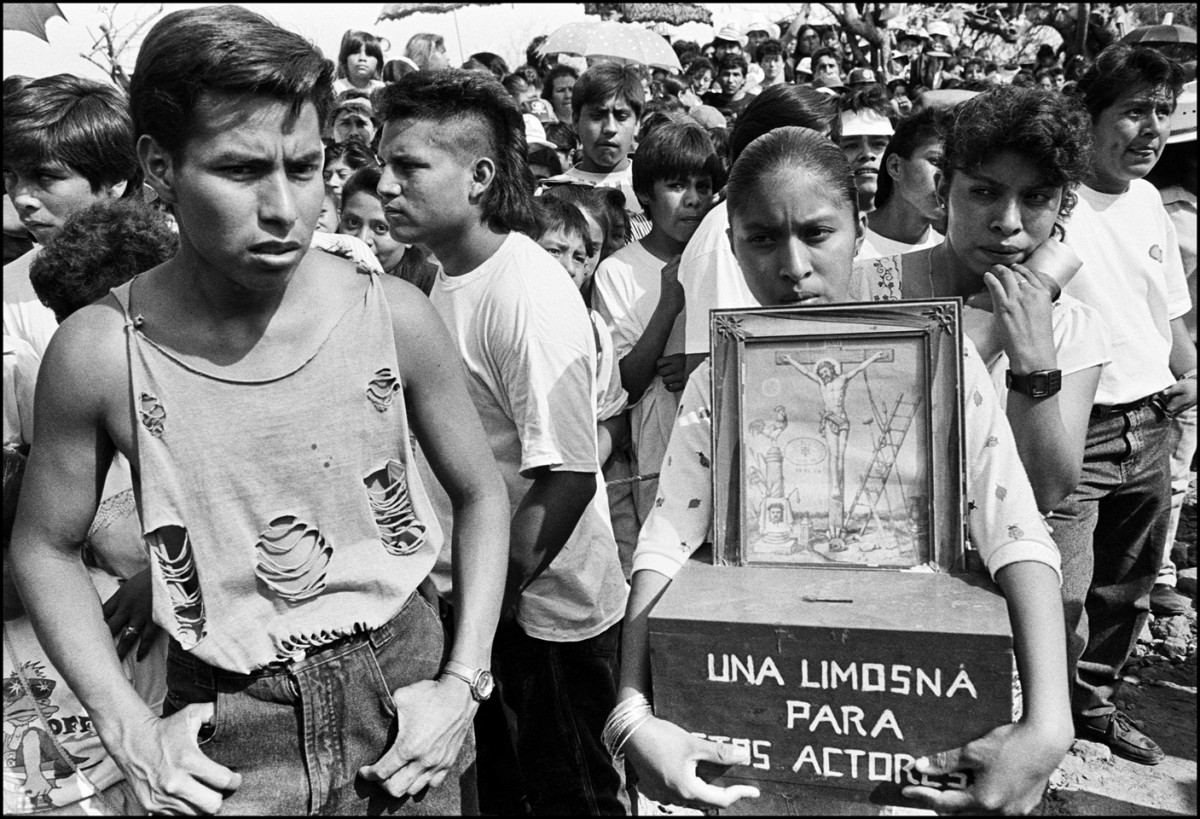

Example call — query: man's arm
[612,255,685,403]
[781,354,821,384]
[1164,316,1197,415]
[844,350,886,380]
[361,277,511,797]
[10,305,240,814]
[504,467,595,611]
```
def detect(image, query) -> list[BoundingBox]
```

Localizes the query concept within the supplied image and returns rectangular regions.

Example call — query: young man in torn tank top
[8,6,510,814]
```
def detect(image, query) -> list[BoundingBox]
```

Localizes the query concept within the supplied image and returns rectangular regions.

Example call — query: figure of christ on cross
[780,348,888,545]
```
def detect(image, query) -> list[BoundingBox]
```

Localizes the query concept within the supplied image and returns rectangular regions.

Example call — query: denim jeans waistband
[168,588,424,684]
[1091,392,1165,421]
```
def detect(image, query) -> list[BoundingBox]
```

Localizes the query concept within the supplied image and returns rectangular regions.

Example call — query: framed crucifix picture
[710,300,966,572]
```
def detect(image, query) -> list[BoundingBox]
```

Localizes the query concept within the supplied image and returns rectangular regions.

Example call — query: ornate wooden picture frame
[710,300,966,571]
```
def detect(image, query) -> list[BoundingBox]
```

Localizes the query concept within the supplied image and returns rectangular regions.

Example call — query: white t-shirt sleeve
[630,362,714,579]
[593,255,644,359]
[962,339,1063,584]
[1162,205,1192,320]
[1052,296,1112,377]
[493,278,600,477]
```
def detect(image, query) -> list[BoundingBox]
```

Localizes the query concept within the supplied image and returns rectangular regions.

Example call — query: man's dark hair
[341,164,384,205]
[717,53,748,75]
[839,85,893,119]
[336,30,384,80]
[29,198,177,324]
[525,34,548,73]
[757,39,785,61]
[532,196,595,257]
[729,84,841,164]
[376,69,536,235]
[544,121,578,152]
[1071,43,1185,121]
[3,73,139,194]
[874,106,948,209]
[685,56,715,83]
[129,5,334,161]
[572,62,645,123]
[502,73,531,97]
[943,86,1093,234]
[467,52,510,81]
[324,134,378,170]
[811,46,842,71]
[632,120,722,202]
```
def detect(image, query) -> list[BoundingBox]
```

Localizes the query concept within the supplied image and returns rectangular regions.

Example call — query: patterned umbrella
[377,3,496,23]
[1121,23,1197,46]
[538,20,680,71]
[583,3,712,26]
[3,2,66,41]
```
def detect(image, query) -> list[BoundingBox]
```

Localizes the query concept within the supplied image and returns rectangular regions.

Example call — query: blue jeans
[481,619,626,816]
[163,590,477,815]
[1046,403,1171,719]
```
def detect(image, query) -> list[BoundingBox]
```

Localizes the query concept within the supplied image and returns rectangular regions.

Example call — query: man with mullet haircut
[9,6,510,814]
[378,70,628,814]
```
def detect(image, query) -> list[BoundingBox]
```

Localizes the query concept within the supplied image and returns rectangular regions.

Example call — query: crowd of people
[2,4,1196,816]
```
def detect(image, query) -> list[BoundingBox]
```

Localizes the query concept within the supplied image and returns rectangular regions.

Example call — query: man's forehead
[191,92,322,140]
[584,96,635,114]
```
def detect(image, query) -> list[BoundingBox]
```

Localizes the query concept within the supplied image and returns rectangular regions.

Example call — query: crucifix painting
[739,337,931,567]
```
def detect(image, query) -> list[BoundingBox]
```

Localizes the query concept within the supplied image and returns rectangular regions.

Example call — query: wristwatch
[1006,368,1062,398]
[439,660,495,702]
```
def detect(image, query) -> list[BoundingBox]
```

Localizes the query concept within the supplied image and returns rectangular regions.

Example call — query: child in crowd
[322,135,378,209]
[551,62,652,240]
[837,86,895,214]
[540,184,638,572]
[531,197,629,467]
[593,120,720,529]
[612,125,1072,816]
[332,29,386,96]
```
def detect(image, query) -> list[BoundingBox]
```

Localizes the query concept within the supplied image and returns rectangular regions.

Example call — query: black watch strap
[1006,368,1062,398]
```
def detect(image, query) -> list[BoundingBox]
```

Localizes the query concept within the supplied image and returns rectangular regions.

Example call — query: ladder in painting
[842,394,918,543]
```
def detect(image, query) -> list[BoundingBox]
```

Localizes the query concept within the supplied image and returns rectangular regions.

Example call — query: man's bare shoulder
[42,295,130,393]
[377,273,441,333]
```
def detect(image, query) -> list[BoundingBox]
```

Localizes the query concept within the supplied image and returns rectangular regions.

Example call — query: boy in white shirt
[552,62,651,241]
[594,120,720,524]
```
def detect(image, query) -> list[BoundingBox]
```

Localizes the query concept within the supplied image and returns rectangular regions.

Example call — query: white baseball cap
[523,114,555,150]
[840,109,895,137]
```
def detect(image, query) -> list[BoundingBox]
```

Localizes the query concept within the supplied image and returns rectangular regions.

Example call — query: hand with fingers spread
[103,567,162,662]
[623,716,760,810]
[358,677,476,798]
[901,719,1070,815]
[979,263,1057,376]
[112,703,242,815]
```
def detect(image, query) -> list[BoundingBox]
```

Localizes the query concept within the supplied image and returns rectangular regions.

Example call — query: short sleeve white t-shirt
[3,246,57,359]
[3,334,39,447]
[1062,181,1190,404]
[422,232,627,642]
[680,201,759,355]
[593,240,684,517]
[855,225,944,261]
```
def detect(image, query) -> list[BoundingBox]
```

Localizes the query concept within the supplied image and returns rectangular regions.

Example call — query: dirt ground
[1040,474,1198,816]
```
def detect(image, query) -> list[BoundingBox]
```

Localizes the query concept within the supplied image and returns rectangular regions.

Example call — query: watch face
[475,670,495,700]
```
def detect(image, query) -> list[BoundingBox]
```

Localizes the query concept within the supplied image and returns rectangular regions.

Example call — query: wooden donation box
[646,302,1016,810]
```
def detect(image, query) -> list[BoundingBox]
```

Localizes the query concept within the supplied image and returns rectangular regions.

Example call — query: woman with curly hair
[854,86,1108,513]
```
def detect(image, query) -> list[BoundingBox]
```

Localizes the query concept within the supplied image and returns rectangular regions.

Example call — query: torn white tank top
[111,271,442,673]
